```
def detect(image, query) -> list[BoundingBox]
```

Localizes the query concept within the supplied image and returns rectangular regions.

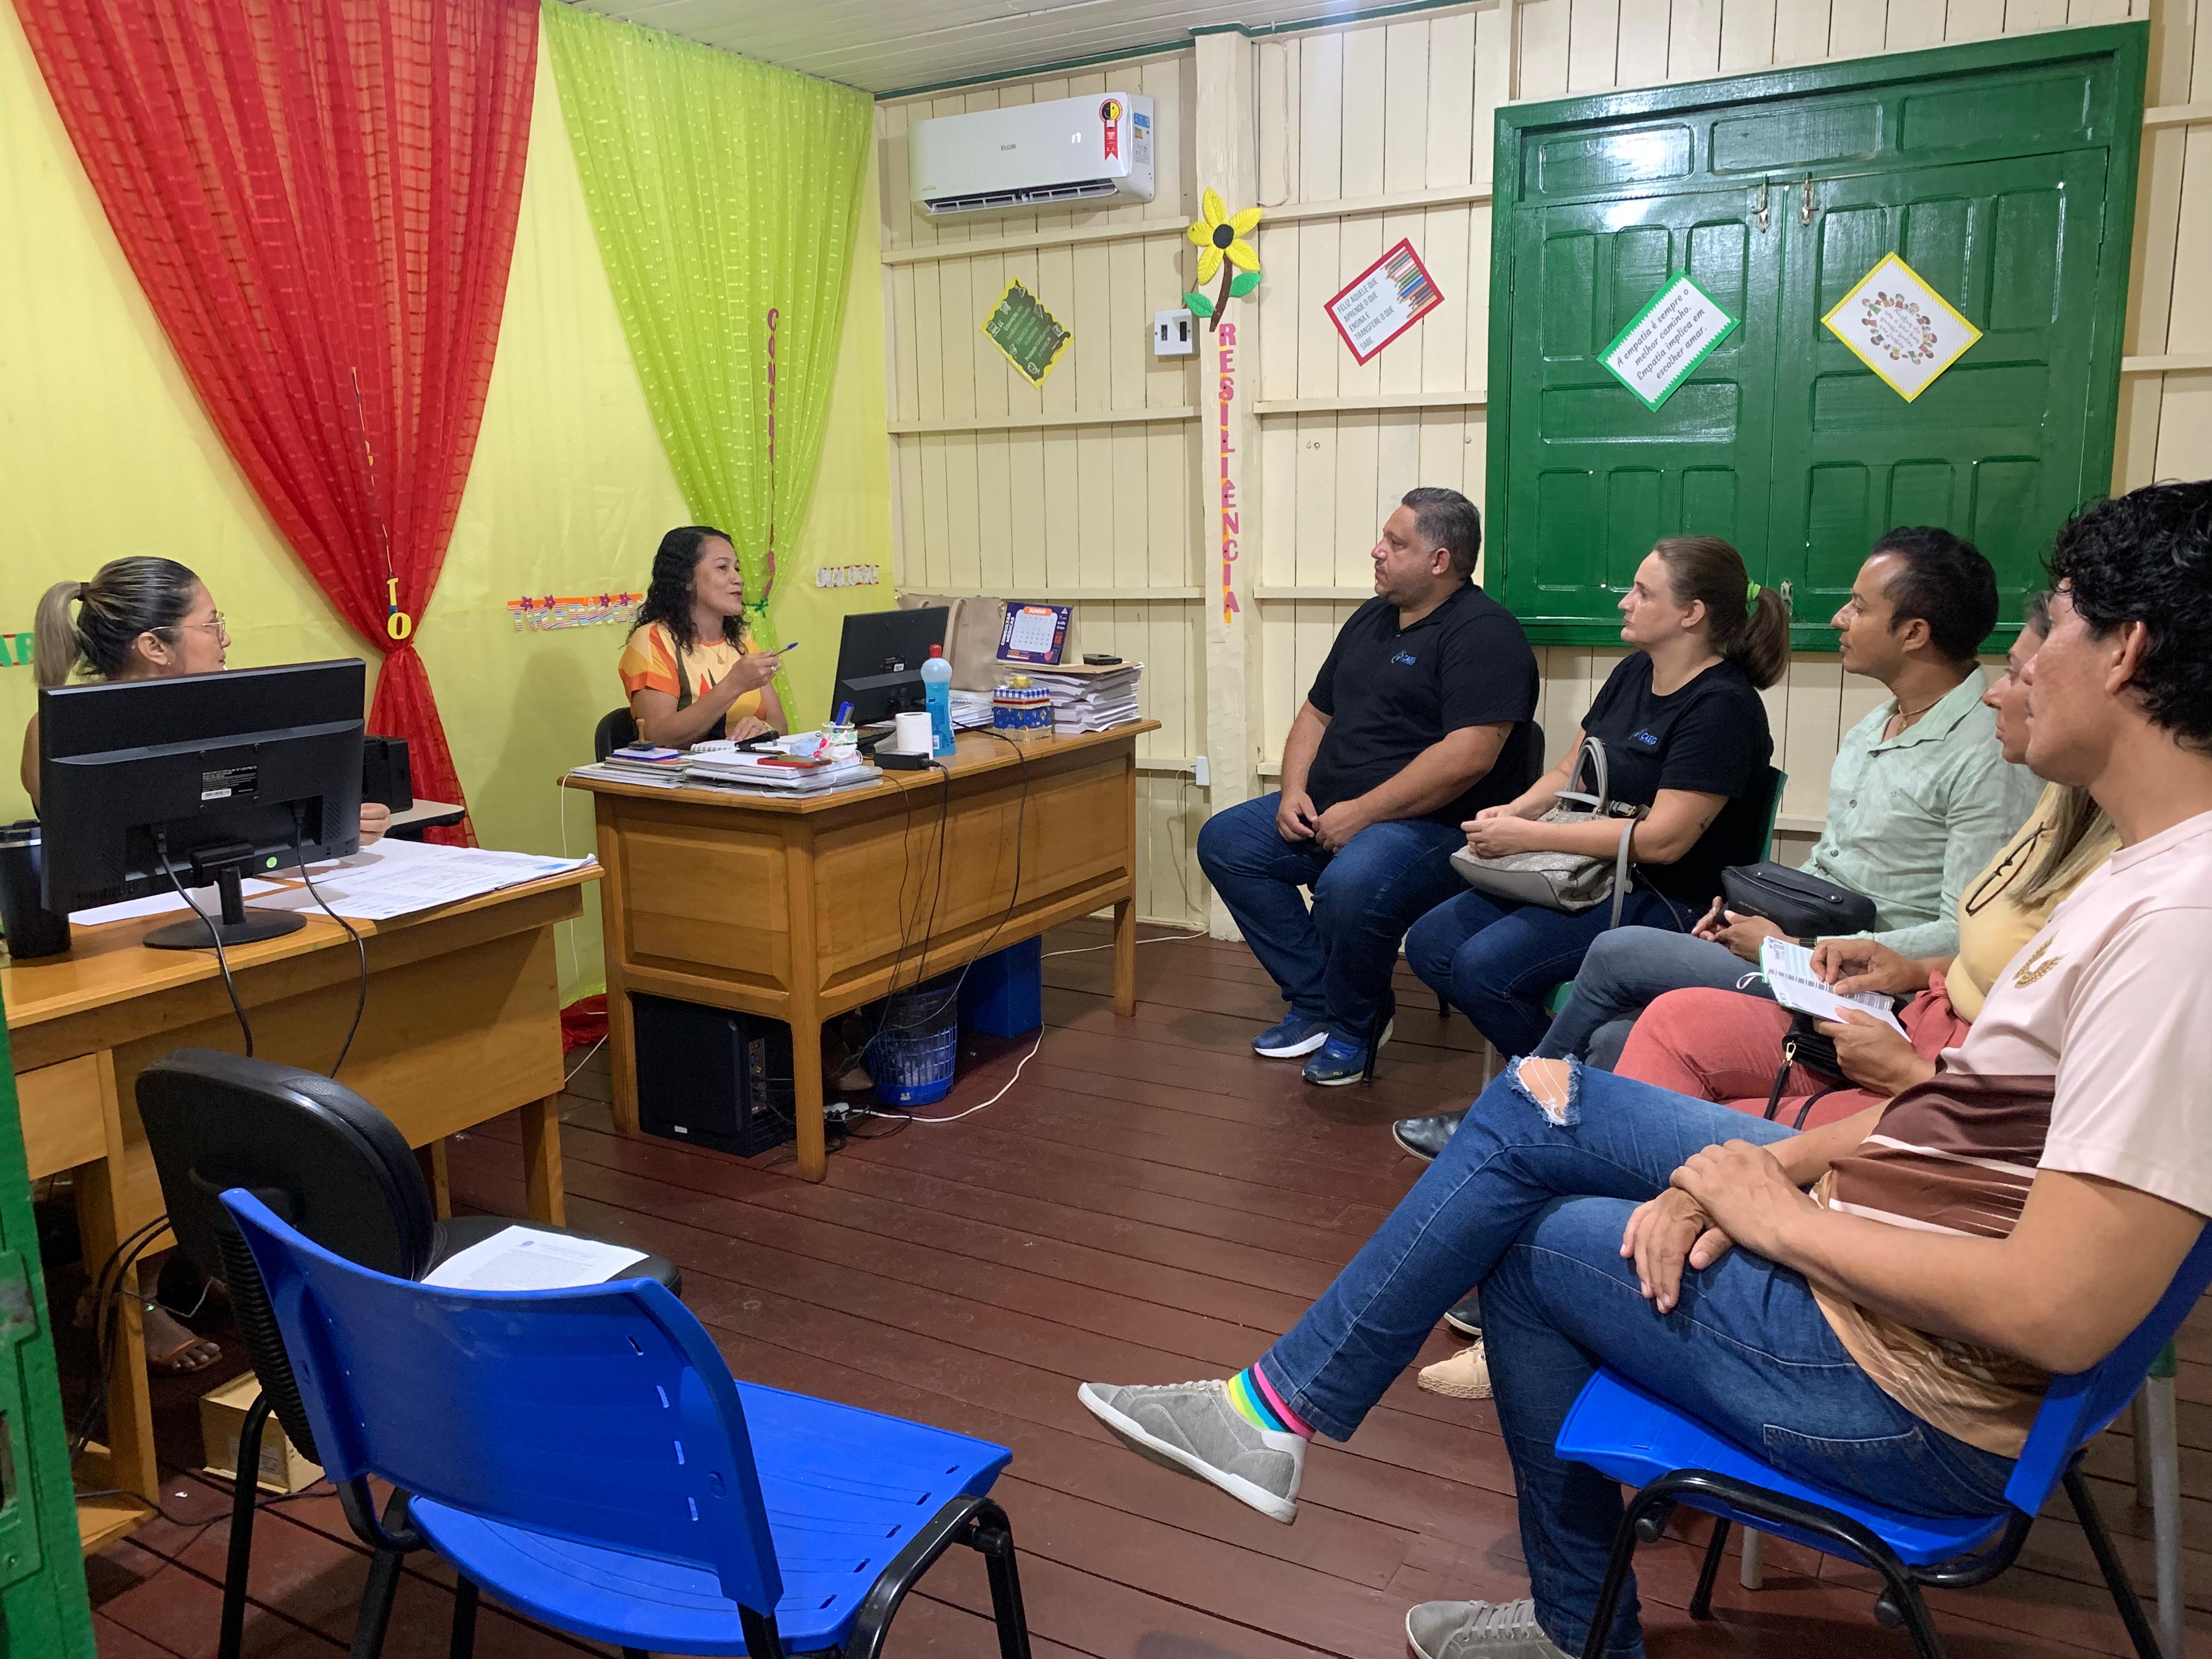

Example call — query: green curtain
[543,2,871,627]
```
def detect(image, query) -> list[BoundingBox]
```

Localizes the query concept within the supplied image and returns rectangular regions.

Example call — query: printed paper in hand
[1600,275,1739,411]
[421,1226,648,1291]
[1759,938,1908,1035]
[1324,239,1445,365]
[1821,253,1981,402]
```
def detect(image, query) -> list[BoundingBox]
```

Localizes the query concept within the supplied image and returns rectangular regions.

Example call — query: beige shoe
[1417,1341,1492,1400]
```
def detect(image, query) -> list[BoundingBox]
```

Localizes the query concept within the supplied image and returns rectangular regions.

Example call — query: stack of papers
[594,744,687,780]
[283,839,594,923]
[1759,938,1908,1034]
[569,760,687,788]
[950,689,995,730]
[70,840,592,929]
[682,751,881,795]
[1028,664,1143,733]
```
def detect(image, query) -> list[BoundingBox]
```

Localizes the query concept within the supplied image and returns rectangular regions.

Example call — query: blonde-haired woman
[21,557,390,847]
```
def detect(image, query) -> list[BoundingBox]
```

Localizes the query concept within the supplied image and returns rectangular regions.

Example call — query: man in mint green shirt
[1396,528,2040,1167]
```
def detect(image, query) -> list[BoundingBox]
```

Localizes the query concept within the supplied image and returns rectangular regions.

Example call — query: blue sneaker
[1252,1013,1330,1059]
[1301,1024,1390,1087]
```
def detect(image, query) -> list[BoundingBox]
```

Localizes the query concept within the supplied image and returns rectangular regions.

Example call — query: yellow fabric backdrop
[0,8,892,1000]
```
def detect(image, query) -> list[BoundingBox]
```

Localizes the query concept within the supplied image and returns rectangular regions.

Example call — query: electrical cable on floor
[1043,929,1205,958]
[291,810,366,1077]
[564,1034,607,1084]
[157,831,251,1056]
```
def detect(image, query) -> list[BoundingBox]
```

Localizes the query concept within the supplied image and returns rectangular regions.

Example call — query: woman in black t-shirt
[1405,537,1786,1059]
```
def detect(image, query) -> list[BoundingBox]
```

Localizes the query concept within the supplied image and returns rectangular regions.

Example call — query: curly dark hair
[630,526,748,653]
[2046,480,2212,753]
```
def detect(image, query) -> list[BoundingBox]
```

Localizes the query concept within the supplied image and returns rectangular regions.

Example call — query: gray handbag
[1448,735,1642,928]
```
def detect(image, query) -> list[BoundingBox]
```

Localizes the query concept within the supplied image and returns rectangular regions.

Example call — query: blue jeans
[1533,927,1773,1071]
[1405,890,1697,1060]
[1256,1064,2015,1659]
[1197,794,1466,1036]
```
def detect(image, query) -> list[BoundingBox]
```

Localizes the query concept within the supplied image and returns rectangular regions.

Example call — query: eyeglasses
[159,611,229,640]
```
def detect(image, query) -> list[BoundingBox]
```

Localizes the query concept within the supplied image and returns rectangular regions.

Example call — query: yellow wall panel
[3,15,893,1000]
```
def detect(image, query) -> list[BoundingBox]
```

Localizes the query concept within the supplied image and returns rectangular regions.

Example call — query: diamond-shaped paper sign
[1822,253,1981,403]
[981,279,1073,388]
[1598,274,1739,412]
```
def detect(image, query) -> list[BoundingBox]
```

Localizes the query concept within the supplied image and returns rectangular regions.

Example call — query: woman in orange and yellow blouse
[617,526,786,747]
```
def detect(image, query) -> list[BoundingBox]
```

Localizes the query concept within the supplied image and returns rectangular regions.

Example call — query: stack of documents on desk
[681,749,880,795]
[950,689,995,730]
[570,744,689,789]
[1029,663,1142,733]
[285,839,594,923]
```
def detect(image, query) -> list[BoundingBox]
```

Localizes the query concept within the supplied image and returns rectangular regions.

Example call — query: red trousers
[1614,982,1970,1130]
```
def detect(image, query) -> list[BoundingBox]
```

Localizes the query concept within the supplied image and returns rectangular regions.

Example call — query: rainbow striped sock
[1226,1363,1313,1438]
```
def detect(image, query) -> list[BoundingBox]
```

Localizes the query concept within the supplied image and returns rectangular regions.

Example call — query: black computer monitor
[39,660,366,951]
[831,606,948,727]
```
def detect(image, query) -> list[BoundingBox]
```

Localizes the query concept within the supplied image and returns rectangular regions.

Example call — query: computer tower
[632,994,795,1157]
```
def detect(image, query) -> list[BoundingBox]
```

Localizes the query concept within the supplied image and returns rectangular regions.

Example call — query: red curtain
[16,0,539,836]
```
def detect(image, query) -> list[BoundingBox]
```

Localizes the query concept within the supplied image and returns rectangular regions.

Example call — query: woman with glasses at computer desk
[21,557,392,840]
[617,525,787,748]
[18,557,390,1373]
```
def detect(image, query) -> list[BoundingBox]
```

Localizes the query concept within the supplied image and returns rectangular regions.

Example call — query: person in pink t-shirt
[1074,481,2212,1659]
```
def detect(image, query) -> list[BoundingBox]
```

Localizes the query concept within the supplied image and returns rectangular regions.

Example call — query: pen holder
[825,723,860,764]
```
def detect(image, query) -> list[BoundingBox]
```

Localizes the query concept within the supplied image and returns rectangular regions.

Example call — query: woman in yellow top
[618,526,786,748]
[1613,591,2118,1124]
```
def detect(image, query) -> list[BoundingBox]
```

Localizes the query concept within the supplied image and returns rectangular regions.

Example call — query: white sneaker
[1077,1379,1305,1523]
[1406,1598,1571,1658]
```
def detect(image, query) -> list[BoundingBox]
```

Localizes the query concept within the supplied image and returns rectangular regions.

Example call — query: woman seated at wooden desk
[18,556,392,1373]
[618,526,786,747]
[21,557,391,848]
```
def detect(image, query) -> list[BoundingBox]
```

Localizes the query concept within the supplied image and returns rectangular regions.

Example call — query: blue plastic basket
[867,979,961,1107]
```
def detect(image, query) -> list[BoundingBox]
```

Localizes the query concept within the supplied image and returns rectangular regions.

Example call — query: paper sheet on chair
[1758,938,1908,1035]
[421,1227,648,1291]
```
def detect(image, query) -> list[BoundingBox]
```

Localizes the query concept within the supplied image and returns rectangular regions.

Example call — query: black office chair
[593,706,638,761]
[136,1049,681,1659]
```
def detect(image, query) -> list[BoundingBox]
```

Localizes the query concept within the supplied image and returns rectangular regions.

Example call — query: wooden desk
[569,724,1158,1182]
[1,866,594,1552]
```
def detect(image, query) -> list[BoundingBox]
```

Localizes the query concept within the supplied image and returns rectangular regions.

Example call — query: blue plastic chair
[1554,1223,2212,1659]
[220,1189,1032,1659]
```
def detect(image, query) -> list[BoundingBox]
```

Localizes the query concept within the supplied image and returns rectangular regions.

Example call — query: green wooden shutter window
[1486,24,2148,651]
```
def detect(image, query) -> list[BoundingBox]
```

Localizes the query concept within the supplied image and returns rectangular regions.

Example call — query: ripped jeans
[1255,1062,2015,1659]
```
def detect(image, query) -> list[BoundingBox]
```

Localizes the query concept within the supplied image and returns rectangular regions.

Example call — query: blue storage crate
[959,937,1043,1038]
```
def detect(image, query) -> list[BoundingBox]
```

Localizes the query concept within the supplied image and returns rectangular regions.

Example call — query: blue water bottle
[922,644,955,757]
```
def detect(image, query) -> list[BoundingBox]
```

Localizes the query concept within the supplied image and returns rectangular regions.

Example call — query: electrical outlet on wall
[1154,309,1194,356]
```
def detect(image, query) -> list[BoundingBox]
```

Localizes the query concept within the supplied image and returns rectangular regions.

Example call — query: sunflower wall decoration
[1185,189,1262,329]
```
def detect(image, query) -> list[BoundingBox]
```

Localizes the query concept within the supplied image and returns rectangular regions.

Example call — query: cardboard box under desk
[200,1371,323,1494]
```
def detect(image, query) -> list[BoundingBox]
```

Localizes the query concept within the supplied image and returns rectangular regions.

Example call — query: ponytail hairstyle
[2013,590,2112,905]
[33,557,202,689]
[1649,535,1792,690]
[629,526,748,654]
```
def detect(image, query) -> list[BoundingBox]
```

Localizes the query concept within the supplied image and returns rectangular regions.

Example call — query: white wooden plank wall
[1251,0,2170,832]
[878,54,1209,926]
[880,0,2199,911]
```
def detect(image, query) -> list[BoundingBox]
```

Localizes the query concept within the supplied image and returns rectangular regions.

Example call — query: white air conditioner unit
[910,92,1155,218]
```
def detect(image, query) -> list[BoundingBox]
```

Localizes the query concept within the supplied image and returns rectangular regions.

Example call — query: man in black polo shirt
[1198,487,1538,1085]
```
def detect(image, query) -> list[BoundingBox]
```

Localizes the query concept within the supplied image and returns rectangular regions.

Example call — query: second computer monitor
[831,606,948,727]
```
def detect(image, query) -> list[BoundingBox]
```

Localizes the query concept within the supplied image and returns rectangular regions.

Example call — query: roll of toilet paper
[893,710,933,753]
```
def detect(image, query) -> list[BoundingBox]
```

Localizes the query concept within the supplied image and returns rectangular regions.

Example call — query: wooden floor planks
[93,918,2211,1658]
